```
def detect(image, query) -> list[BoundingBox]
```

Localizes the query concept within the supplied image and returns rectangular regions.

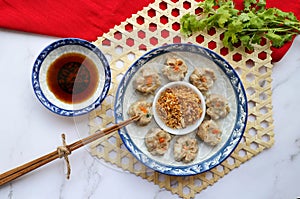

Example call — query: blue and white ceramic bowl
[32,38,111,117]
[114,43,247,176]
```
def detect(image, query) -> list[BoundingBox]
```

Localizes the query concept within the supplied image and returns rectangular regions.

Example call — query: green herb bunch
[180,0,300,50]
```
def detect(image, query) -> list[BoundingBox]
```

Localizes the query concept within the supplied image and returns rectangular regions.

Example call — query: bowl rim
[31,38,111,117]
[152,81,206,135]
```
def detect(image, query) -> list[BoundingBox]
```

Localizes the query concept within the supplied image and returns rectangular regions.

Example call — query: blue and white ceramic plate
[32,38,111,117]
[114,44,247,176]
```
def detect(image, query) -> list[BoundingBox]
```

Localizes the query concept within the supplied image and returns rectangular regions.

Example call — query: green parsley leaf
[243,0,257,12]
[239,13,250,22]
[251,32,262,45]
[216,8,231,28]
[249,13,264,29]
[265,31,285,47]
[198,0,215,13]
[257,0,266,12]
[240,35,251,48]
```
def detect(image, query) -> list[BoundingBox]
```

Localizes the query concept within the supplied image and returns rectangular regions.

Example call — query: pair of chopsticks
[0,115,139,186]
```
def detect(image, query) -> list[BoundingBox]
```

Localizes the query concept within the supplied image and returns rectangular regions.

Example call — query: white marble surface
[0,28,299,199]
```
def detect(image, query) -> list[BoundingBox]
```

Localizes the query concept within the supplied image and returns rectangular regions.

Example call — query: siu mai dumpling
[197,120,222,146]
[189,68,216,93]
[128,100,152,126]
[162,57,188,81]
[145,128,172,156]
[133,67,161,94]
[206,94,230,120]
[173,135,198,163]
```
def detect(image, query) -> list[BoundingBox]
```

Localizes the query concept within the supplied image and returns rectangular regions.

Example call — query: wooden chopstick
[0,115,139,186]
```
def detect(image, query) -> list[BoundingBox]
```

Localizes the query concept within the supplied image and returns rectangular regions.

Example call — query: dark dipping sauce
[46,52,99,104]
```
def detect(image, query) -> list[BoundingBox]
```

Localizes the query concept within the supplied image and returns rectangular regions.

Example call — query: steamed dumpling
[174,135,198,163]
[197,120,222,146]
[128,100,152,126]
[145,128,172,156]
[189,68,216,93]
[206,94,230,120]
[162,57,188,81]
[133,66,161,94]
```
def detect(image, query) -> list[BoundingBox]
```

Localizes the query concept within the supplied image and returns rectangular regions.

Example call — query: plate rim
[31,38,111,117]
[114,43,248,176]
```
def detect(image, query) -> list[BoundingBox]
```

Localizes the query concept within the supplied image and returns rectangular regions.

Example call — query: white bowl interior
[38,44,106,111]
[152,81,206,135]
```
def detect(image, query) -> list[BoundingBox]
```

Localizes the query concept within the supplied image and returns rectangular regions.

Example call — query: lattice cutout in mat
[88,0,275,198]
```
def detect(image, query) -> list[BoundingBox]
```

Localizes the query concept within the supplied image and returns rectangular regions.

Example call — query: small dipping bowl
[153,81,206,135]
[32,38,111,116]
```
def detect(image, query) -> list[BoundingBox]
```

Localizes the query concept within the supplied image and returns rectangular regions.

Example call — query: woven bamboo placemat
[88,0,274,198]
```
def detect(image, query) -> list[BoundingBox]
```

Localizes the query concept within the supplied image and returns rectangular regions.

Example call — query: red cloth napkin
[0,0,154,41]
[0,0,299,62]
